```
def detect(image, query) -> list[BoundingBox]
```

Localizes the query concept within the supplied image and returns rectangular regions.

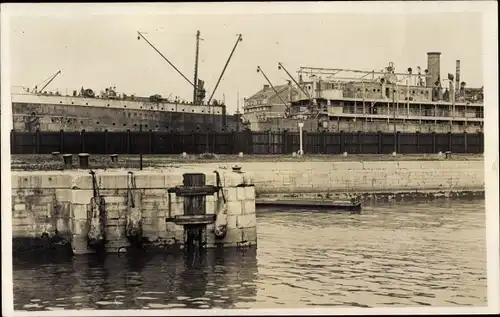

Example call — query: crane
[137,31,194,88]
[137,30,242,106]
[256,66,289,112]
[33,70,61,93]
[207,34,243,105]
[278,62,311,99]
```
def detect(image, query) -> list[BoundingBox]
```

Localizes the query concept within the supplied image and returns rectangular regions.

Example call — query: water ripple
[13,199,486,310]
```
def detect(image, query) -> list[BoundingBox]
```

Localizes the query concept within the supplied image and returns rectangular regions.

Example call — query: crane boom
[137,31,194,87]
[256,66,289,110]
[278,62,311,99]
[207,34,243,105]
[36,70,62,93]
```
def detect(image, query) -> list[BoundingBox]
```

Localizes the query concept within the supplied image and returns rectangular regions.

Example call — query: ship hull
[12,101,241,132]
[251,117,483,133]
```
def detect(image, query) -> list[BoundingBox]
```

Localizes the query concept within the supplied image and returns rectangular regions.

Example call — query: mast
[193,30,200,104]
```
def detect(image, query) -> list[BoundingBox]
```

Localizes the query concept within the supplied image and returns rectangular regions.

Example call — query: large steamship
[9,31,247,133]
[244,52,484,133]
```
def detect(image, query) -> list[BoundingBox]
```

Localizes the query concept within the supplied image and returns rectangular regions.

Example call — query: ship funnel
[426,52,441,88]
[455,60,461,93]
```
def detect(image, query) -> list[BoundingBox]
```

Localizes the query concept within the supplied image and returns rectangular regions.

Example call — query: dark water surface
[13,199,487,310]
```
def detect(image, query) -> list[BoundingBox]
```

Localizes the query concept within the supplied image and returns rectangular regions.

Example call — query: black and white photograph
[1,1,498,316]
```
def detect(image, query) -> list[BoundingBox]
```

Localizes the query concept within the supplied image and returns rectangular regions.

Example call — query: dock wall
[184,160,484,200]
[11,168,256,255]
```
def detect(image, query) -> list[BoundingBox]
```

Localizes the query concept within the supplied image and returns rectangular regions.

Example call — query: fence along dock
[10,130,484,155]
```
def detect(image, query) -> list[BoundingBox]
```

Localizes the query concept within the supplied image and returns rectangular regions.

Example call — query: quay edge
[11,168,257,256]
[175,159,485,201]
[10,158,484,255]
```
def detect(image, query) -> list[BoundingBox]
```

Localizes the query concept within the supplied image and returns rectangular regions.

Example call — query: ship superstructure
[245,52,484,133]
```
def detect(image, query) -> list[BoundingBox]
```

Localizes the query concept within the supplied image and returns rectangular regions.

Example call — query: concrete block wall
[11,168,257,255]
[206,185,257,248]
[194,160,484,198]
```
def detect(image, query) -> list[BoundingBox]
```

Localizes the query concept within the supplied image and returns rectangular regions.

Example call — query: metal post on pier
[298,122,304,156]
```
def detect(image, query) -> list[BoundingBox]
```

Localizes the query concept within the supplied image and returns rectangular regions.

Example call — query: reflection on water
[13,199,486,310]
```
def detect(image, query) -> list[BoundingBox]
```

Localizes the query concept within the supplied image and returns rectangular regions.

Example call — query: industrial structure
[245,52,484,133]
[8,33,484,135]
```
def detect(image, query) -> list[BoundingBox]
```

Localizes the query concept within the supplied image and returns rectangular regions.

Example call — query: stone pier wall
[181,160,485,200]
[11,168,256,255]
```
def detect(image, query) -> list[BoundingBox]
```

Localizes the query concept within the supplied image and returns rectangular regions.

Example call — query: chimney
[455,60,460,93]
[263,84,270,91]
[426,52,441,88]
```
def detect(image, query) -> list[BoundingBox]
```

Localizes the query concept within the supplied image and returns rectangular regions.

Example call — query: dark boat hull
[12,101,243,133]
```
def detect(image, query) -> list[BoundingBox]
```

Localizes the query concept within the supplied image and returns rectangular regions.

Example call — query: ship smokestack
[455,60,460,94]
[426,52,441,88]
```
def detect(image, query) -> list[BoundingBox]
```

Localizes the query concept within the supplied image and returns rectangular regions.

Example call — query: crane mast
[137,31,194,88]
[278,62,311,99]
[256,66,289,111]
[137,30,241,105]
[193,30,201,104]
[207,34,243,105]
[33,70,62,93]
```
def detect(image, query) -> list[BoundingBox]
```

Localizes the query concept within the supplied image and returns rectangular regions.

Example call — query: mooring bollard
[62,154,73,168]
[445,151,452,159]
[52,151,60,157]
[110,154,118,163]
[78,153,90,169]
[232,165,242,173]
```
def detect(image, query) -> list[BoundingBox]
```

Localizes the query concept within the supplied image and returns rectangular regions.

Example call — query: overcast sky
[3,3,486,115]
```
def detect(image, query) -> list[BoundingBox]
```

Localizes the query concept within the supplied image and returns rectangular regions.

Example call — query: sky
[4,3,486,115]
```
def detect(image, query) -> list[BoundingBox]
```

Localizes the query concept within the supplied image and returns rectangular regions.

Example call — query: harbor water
[13,199,487,310]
